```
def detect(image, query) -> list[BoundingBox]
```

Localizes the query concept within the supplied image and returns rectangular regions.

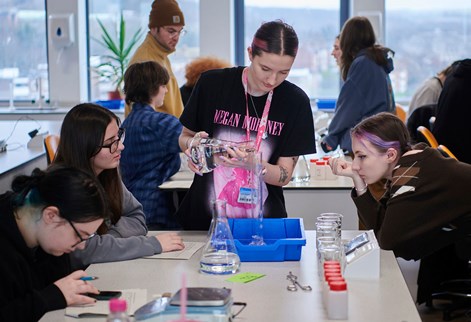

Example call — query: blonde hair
[184,56,231,87]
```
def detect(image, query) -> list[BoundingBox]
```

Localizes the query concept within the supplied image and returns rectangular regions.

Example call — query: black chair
[407,104,437,143]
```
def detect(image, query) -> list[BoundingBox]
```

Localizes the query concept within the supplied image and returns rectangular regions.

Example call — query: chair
[406,104,437,142]
[395,104,407,123]
[43,134,60,165]
[437,145,458,160]
[417,126,439,148]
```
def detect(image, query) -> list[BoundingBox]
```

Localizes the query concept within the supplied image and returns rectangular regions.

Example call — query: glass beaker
[291,155,310,183]
[200,200,240,275]
[189,137,254,174]
[247,151,265,245]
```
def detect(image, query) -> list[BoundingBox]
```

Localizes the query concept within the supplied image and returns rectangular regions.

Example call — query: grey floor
[397,258,471,322]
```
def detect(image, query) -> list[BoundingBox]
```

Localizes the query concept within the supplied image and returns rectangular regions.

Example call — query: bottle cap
[325,271,343,280]
[324,267,341,274]
[323,260,341,267]
[109,298,127,313]
[329,280,347,291]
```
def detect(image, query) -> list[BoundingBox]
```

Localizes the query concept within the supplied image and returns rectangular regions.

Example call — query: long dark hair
[251,20,299,58]
[54,103,123,232]
[11,166,107,223]
[340,16,394,81]
[124,61,170,105]
[351,112,411,156]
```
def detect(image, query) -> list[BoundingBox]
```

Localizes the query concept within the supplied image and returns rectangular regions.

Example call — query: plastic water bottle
[106,298,131,322]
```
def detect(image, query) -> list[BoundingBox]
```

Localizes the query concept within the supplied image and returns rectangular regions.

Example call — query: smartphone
[86,291,122,301]
[170,287,231,307]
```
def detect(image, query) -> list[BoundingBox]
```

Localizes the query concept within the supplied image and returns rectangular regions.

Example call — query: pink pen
[169,273,200,322]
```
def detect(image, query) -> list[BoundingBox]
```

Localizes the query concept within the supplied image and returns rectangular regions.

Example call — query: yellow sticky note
[226,272,265,283]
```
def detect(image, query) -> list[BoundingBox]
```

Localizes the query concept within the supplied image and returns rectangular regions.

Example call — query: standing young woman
[54,103,184,269]
[0,166,106,321]
[322,16,395,153]
[177,20,316,230]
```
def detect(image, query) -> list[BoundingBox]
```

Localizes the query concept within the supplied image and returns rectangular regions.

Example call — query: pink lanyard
[242,67,273,152]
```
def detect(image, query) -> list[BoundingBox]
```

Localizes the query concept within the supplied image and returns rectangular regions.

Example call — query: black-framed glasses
[99,128,125,154]
[67,219,97,248]
[162,26,186,38]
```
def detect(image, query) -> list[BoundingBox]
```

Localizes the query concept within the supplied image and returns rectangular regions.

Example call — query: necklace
[248,92,268,139]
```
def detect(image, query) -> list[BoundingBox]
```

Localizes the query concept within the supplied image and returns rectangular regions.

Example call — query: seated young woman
[0,166,106,321]
[54,103,184,269]
[329,112,471,261]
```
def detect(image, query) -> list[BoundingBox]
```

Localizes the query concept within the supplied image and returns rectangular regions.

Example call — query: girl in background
[322,16,395,153]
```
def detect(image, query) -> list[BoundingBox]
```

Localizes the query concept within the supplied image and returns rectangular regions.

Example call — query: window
[0,0,48,103]
[88,0,199,101]
[244,0,341,99]
[386,0,471,102]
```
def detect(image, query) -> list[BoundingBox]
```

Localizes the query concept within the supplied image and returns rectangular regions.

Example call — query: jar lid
[329,280,347,291]
[323,260,341,267]
[324,271,342,279]
[327,276,345,283]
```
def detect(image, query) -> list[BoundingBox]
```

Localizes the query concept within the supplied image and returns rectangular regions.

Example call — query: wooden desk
[160,171,358,230]
[40,231,421,322]
[0,120,62,193]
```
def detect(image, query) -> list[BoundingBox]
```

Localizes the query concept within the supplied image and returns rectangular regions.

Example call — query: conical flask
[200,200,240,275]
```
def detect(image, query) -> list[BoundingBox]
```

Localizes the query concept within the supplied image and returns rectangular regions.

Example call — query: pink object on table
[169,273,201,322]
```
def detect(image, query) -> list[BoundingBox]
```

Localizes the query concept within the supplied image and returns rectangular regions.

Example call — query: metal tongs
[286,271,312,292]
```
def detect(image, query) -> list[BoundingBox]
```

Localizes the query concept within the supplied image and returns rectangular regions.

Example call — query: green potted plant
[94,13,143,100]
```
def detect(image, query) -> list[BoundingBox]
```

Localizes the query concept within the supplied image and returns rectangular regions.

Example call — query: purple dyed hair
[351,112,411,155]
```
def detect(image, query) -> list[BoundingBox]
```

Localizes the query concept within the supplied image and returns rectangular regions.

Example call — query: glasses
[68,219,97,248]
[99,128,125,154]
[162,26,186,38]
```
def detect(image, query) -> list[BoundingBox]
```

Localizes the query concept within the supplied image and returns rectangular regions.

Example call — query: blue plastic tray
[95,100,123,110]
[316,99,336,111]
[228,218,306,262]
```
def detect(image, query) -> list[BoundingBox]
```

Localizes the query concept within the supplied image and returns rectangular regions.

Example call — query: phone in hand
[86,291,122,301]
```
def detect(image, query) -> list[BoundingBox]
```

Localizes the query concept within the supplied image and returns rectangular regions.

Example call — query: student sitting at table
[329,112,471,302]
[329,112,471,260]
[0,166,106,321]
[54,103,184,269]
[120,61,182,229]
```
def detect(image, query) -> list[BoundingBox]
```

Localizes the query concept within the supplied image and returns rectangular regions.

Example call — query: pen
[80,276,99,281]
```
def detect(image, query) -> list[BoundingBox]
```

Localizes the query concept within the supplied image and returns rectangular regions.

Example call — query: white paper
[65,288,147,318]
[144,241,205,260]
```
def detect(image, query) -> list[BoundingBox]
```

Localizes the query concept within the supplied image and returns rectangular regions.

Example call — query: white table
[40,231,421,322]
[0,120,62,193]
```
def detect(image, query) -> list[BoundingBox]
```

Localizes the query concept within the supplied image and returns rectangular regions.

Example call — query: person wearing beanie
[126,0,185,118]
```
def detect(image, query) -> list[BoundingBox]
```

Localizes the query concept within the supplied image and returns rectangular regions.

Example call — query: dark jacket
[432,59,471,164]
[0,192,68,321]
[324,49,395,152]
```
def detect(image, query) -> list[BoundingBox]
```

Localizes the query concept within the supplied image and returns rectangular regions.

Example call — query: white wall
[199,0,234,63]
[350,0,385,43]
